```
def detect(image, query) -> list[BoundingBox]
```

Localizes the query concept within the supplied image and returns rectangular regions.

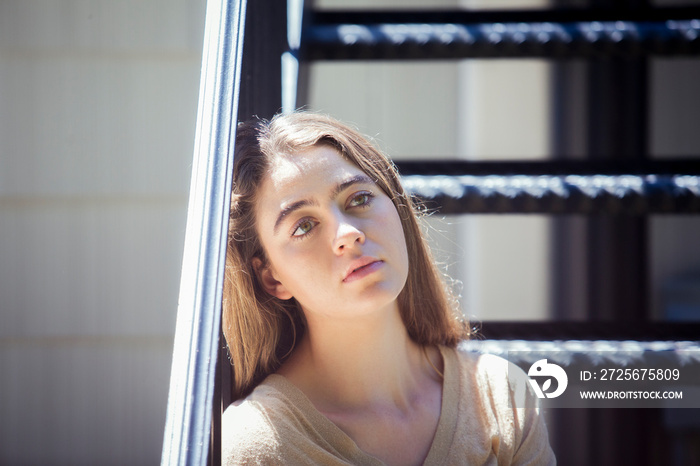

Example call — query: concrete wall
[0,1,204,464]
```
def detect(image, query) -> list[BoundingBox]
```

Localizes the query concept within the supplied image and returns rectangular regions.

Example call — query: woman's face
[253,144,409,322]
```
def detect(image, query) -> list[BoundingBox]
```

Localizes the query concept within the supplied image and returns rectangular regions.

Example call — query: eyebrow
[331,174,373,200]
[273,174,374,235]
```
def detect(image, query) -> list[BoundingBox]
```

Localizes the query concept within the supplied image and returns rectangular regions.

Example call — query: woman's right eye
[292,219,318,238]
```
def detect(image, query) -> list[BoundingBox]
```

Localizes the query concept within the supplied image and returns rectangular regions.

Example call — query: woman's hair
[223,111,469,400]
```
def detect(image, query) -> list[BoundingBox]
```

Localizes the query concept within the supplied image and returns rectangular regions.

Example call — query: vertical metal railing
[161,1,247,465]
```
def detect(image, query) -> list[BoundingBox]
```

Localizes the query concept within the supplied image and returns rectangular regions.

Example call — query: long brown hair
[223,111,469,400]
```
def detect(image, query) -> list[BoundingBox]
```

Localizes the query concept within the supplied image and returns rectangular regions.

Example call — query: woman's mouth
[343,259,383,283]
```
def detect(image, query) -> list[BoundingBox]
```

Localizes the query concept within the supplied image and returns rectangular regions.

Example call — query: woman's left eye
[348,192,373,208]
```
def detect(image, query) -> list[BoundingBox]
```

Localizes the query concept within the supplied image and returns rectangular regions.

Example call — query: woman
[222,112,555,465]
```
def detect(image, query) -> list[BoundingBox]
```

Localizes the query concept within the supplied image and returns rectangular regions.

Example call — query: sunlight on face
[253,145,409,322]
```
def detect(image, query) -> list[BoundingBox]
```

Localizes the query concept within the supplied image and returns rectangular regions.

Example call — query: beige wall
[456,57,553,322]
[0,1,204,464]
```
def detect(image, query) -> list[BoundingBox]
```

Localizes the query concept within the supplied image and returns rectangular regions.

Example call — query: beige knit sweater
[223,345,556,465]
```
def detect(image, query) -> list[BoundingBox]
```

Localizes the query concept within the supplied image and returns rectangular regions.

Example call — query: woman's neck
[277,303,441,413]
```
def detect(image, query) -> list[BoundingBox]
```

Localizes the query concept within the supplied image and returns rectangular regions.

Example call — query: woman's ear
[251,257,293,300]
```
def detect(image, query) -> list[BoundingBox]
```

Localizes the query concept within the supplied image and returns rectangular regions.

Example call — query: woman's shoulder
[223,378,285,429]
[451,343,529,388]
[222,376,308,464]
[222,375,368,465]
[454,345,539,417]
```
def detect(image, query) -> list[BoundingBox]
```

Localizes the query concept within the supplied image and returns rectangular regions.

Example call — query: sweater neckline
[265,345,460,465]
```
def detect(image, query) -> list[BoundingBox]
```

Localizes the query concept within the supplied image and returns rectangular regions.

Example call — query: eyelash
[290,191,375,239]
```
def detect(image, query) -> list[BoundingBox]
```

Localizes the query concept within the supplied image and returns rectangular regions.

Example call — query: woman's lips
[343,260,383,283]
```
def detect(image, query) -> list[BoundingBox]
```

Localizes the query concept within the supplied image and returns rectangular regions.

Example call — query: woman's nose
[333,217,365,253]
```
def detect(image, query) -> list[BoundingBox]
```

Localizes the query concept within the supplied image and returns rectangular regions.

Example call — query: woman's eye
[348,192,373,208]
[292,219,317,237]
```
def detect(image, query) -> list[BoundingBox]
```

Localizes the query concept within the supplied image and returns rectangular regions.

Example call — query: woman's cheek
[279,249,320,287]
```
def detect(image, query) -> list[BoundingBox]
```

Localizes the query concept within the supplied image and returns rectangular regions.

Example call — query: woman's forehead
[254,146,372,231]
[265,145,365,191]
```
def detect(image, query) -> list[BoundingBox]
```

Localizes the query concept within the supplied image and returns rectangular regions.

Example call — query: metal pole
[161,0,247,464]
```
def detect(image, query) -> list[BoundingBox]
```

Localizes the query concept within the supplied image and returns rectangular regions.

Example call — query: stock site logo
[528,359,568,399]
